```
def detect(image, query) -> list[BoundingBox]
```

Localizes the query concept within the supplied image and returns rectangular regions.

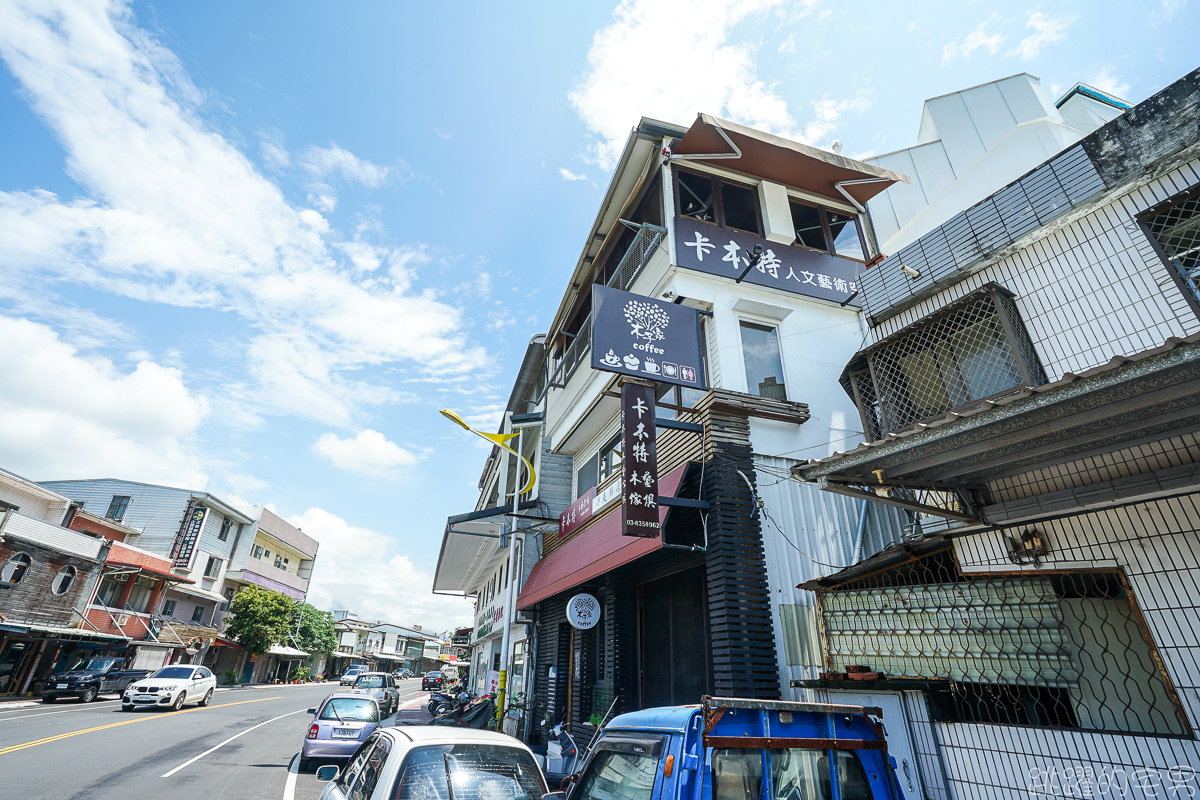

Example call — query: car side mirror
[543,793,567,800]
[307,708,317,715]
[315,765,340,782]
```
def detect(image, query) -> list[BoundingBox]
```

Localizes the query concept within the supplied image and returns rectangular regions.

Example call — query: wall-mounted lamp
[1007,528,1048,566]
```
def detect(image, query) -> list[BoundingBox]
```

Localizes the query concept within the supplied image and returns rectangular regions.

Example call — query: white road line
[283,752,300,800]
[160,709,305,778]
[0,704,118,722]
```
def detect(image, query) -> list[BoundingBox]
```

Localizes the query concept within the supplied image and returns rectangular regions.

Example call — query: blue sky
[0,0,1195,628]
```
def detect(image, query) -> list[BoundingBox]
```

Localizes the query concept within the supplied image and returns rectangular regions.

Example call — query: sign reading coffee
[591,285,707,389]
[620,382,660,537]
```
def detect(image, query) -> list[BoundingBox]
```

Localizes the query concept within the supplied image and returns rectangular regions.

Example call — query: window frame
[738,319,789,401]
[1,553,32,585]
[105,495,131,522]
[51,565,78,596]
[191,605,206,623]
[203,556,222,579]
[1137,183,1200,323]
[162,598,177,617]
[596,434,623,485]
[788,198,868,262]
[218,518,233,541]
[673,166,764,237]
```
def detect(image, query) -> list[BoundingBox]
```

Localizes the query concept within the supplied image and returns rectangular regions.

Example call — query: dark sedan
[421,670,444,691]
[42,657,149,703]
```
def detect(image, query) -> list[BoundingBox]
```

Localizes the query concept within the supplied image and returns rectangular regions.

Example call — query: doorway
[638,565,711,707]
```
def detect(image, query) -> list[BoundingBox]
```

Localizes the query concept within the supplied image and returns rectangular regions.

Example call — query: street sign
[621,382,660,537]
[591,284,707,389]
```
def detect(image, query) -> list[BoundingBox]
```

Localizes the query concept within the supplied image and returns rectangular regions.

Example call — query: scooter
[431,688,475,717]
[544,722,580,791]
[429,692,495,728]
[427,688,462,716]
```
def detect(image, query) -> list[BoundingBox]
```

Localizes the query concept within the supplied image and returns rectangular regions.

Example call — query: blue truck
[558,696,902,800]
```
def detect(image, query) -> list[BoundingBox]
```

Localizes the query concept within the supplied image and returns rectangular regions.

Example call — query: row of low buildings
[322,610,461,678]
[434,67,1200,794]
[0,469,321,695]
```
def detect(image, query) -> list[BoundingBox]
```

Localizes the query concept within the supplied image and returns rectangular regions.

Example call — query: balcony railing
[539,222,667,397]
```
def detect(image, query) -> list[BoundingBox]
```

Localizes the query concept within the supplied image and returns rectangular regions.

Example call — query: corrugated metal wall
[754,455,909,697]
[40,479,191,557]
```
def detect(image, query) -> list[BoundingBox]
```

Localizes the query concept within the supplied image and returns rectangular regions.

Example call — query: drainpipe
[851,499,869,565]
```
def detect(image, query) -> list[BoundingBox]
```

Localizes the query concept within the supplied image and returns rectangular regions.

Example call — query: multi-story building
[797,67,1200,797]
[223,507,318,605]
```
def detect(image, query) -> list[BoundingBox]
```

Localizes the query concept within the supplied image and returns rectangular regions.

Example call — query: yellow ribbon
[440,410,537,497]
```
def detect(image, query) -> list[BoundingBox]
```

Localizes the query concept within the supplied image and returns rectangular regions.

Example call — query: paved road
[0,679,432,800]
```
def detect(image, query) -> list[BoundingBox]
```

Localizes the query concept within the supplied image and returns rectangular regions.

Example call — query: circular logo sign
[567,593,600,629]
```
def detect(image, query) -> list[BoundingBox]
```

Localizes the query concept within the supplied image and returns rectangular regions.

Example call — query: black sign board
[621,382,660,538]
[591,284,707,389]
[172,505,207,568]
[674,216,862,307]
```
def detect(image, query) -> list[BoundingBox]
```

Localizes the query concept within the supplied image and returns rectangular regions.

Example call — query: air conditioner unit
[115,613,131,626]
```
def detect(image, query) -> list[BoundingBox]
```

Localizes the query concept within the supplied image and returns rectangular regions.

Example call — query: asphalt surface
[0,679,432,800]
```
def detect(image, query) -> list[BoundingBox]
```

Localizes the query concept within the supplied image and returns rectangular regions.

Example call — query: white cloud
[559,168,588,182]
[802,92,873,146]
[1089,65,1131,100]
[292,507,474,628]
[0,315,208,486]
[300,143,392,189]
[941,16,1005,65]
[570,0,800,167]
[313,430,420,477]
[0,0,487,427]
[1007,12,1075,61]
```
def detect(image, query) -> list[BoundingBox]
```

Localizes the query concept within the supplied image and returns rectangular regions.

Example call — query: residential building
[224,507,318,603]
[797,67,1200,797]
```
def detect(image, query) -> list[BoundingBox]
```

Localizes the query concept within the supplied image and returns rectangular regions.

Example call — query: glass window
[127,575,155,613]
[721,182,760,234]
[50,566,78,596]
[105,496,131,522]
[219,587,235,613]
[96,575,126,607]
[827,212,865,260]
[573,749,659,800]
[392,743,546,800]
[218,518,233,541]
[191,605,206,623]
[789,202,827,250]
[152,666,198,679]
[713,749,764,800]
[253,545,263,559]
[677,171,715,223]
[1,553,31,584]
[162,598,177,617]
[349,735,392,800]
[355,675,386,688]
[576,452,600,496]
[204,556,222,579]
[740,322,787,400]
[598,436,622,484]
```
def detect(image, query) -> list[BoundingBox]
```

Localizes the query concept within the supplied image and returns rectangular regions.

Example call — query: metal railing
[541,223,667,395]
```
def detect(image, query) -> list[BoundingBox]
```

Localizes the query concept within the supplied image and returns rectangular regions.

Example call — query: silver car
[349,672,397,715]
[301,693,383,771]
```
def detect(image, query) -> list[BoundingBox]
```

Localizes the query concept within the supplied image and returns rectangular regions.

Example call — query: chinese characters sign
[674,216,862,307]
[558,488,595,539]
[591,285,707,389]
[172,505,207,568]
[621,383,660,537]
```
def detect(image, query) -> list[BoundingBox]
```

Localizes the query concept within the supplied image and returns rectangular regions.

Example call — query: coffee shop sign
[474,603,504,641]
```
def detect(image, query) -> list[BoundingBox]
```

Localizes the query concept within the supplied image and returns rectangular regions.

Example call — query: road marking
[160,708,304,778]
[283,752,301,800]
[0,705,115,722]
[0,696,284,756]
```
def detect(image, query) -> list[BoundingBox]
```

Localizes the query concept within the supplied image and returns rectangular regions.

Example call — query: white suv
[122,665,217,711]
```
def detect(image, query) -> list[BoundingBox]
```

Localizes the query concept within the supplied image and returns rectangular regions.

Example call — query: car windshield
[151,667,195,679]
[69,658,118,672]
[426,672,441,678]
[319,698,379,722]
[393,744,546,800]
[355,675,385,688]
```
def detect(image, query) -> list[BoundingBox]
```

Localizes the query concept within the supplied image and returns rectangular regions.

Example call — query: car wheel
[298,757,310,772]
[198,688,213,707]
[434,703,452,716]
[170,692,186,711]
[81,686,99,703]
[121,704,133,712]
[42,695,56,704]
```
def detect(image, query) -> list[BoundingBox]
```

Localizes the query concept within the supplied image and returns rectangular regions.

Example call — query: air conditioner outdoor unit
[115,614,130,626]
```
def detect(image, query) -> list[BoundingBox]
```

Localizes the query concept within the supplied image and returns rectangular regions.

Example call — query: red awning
[106,561,196,584]
[214,638,243,649]
[516,462,691,610]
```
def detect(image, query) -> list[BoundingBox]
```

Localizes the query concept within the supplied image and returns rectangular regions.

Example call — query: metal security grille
[1143,187,1200,310]
[817,548,1189,736]
[841,285,1045,438]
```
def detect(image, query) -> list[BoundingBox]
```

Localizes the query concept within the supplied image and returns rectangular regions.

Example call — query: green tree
[225,585,293,656]
[292,601,337,655]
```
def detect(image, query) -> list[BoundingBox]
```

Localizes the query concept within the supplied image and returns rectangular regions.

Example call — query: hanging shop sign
[621,382,660,538]
[673,216,862,307]
[591,285,707,389]
[558,488,595,539]
[172,505,208,568]
[567,593,601,629]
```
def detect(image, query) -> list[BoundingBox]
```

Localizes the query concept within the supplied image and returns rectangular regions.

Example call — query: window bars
[841,285,1046,439]
[1142,186,1200,316]
[816,547,1189,736]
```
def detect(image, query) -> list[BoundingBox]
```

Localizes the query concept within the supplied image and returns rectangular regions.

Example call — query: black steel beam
[656,418,704,433]
[658,496,712,510]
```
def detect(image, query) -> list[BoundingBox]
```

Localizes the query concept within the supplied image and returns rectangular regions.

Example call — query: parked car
[315,725,548,800]
[301,693,384,771]
[121,665,218,712]
[339,666,367,686]
[420,670,444,691]
[559,697,902,800]
[42,657,149,703]
[392,669,412,680]
[349,672,398,715]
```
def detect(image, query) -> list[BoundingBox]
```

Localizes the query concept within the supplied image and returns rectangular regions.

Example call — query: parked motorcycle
[544,722,580,790]
[429,692,495,728]
[427,688,472,716]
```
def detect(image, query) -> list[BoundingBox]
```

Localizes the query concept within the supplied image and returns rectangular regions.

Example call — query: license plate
[332,728,358,738]
[56,684,68,689]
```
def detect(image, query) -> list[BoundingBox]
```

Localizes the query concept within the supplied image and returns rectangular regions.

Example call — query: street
[0,680,431,800]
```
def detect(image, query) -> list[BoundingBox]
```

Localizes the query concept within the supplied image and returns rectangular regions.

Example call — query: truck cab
[564,697,901,800]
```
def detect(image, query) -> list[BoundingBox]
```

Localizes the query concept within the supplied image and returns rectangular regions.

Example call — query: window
[219,586,235,612]
[1,553,31,585]
[597,435,622,484]
[263,549,270,560]
[191,605,206,624]
[740,322,787,400]
[576,451,600,496]
[218,518,233,541]
[253,545,263,559]
[50,565,77,596]
[788,200,867,261]
[840,285,1045,437]
[203,556,222,579]
[574,748,659,800]
[96,574,126,607]
[105,495,131,522]
[126,575,155,613]
[393,743,545,800]
[676,168,761,235]
[1142,186,1200,313]
[162,598,177,617]
[197,667,212,678]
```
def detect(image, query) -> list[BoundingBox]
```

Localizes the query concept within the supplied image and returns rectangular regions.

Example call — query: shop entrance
[639,565,711,707]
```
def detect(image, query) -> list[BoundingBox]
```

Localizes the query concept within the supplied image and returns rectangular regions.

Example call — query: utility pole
[495,418,523,727]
